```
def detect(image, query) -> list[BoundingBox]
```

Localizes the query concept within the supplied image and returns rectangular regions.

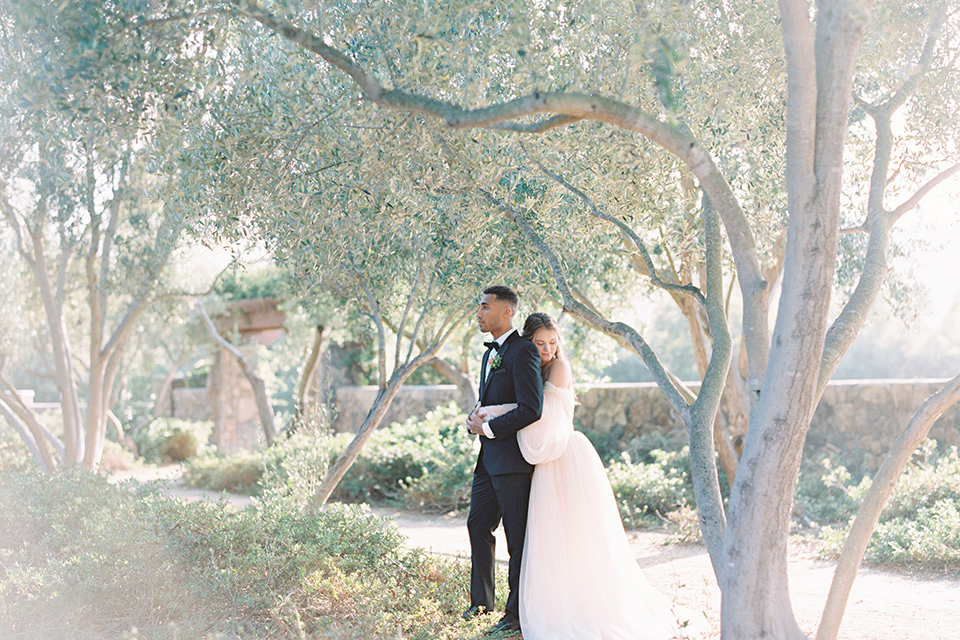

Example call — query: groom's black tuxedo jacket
[478,330,543,476]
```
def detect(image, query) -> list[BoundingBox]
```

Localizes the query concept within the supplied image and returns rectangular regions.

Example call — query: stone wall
[808,379,960,471]
[330,379,960,472]
[331,385,471,433]
[171,387,212,422]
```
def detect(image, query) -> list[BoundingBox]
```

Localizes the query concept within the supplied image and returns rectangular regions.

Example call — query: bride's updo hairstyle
[521,312,564,362]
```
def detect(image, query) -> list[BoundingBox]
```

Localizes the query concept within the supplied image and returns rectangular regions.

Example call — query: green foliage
[183,449,265,495]
[815,445,960,575]
[334,404,475,513]
[215,265,287,302]
[0,429,32,472]
[0,465,502,639]
[607,448,694,529]
[99,439,138,471]
[182,427,343,499]
[258,429,339,509]
[0,468,207,639]
[859,498,960,574]
[795,455,871,525]
[134,418,212,464]
[881,443,960,521]
[0,0,215,467]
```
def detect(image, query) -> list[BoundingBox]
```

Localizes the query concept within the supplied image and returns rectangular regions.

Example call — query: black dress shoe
[487,615,522,635]
[461,605,487,621]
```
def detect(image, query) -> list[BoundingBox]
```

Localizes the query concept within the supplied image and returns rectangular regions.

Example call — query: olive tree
[168,28,539,506]
[0,0,214,468]
[226,0,960,637]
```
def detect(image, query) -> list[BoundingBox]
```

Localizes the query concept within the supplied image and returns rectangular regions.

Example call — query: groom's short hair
[483,285,519,309]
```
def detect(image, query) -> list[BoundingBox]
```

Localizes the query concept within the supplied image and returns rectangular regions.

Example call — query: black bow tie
[483,340,501,351]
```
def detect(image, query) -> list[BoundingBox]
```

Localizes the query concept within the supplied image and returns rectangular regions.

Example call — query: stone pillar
[208,344,264,455]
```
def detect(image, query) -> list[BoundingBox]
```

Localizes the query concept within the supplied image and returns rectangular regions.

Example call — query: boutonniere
[489,353,502,370]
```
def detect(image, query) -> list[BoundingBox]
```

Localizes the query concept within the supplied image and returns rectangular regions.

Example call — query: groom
[462,285,543,634]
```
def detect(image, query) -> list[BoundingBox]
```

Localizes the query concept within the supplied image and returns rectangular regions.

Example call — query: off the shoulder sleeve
[517,383,574,465]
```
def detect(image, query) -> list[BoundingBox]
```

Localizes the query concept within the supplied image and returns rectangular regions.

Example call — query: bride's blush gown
[482,382,688,640]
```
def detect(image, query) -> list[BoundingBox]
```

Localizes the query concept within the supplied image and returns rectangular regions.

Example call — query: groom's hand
[465,411,484,435]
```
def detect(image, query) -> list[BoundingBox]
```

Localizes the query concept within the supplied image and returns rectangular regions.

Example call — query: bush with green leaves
[333,403,475,512]
[0,429,31,472]
[181,429,342,499]
[0,468,207,639]
[816,445,960,575]
[0,465,505,640]
[794,454,871,525]
[134,417,213,464]
[182,408,702,525]
[182,449,266,495]
[606,448,694,529]
[99,438,138,471]
[258,428,341,507]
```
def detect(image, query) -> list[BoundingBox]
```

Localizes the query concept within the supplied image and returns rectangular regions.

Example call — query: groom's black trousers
[467,457,532,621]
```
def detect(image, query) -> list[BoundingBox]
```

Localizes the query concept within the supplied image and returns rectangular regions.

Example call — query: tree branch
[358,273,388,390]
[237,1,765,307]
[875,1,947,116]
[487,114,584,133]
[0,366,59,470]
[479,188,690,418]
[688,192,732,567]
[522,141,707,306]
[0,188,30,264]
[395,262,422,374]
[817,372,960,640]
[889,162,960,224]
[0,402,49,472]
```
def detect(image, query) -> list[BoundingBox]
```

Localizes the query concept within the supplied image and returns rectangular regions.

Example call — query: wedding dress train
[482,382,686,640]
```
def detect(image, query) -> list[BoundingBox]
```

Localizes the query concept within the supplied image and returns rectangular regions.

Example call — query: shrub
[0,430,31,472]
[606,448,693,530]
[397,407,476,513]
[259,429,342,508]
[864,499,960,572]
[333,403,474,512]
[134,417,212,464]
[0,467,207,639]
[879,442,960,521]
[794,454,869,525]
[99,438,138,471]
[182,449,265,495]
[0,465,503,640]
[817,445,960,575]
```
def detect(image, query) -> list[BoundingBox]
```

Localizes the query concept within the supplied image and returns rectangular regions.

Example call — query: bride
[479,312,689,640]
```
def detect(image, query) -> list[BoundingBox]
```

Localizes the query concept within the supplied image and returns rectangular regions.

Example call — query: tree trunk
[679,295,740,482]
[307,305,466,509]
[153,352,189,419]
[0,397,56,473]
[0,359,59,470]
[816,373,960,640]
[720,2,871,637]
[308,371,410,510]
[28,229,84,463]
[83,362,109,468]
[296,324,325,420]
[427,355,477,410]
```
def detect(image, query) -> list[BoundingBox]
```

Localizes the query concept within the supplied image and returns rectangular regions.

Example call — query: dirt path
[115,465,960,639]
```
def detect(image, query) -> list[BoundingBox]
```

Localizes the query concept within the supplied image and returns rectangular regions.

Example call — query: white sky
[891,174,960,325]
